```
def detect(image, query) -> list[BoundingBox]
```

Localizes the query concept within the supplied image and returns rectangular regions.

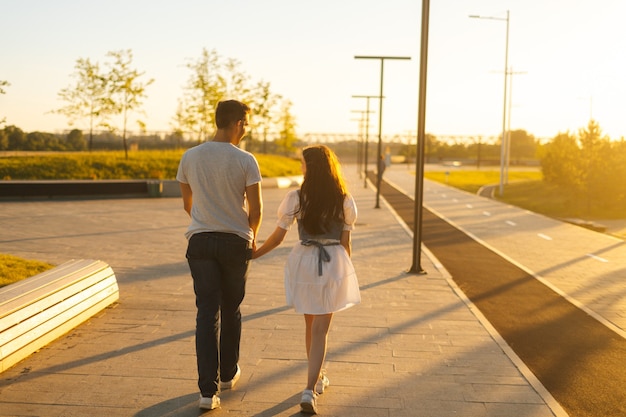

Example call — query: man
[176,100,262,410]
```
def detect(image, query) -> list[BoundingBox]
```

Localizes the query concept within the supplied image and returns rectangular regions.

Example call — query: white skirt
[284,243,361,314]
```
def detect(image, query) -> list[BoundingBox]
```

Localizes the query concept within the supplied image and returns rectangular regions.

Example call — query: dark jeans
[186,232,252,396]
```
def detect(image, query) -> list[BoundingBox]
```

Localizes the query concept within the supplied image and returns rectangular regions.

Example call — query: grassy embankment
[0,150,302,180]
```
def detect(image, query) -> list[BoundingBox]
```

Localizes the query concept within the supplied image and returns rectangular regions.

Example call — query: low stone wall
[0,177,303,200]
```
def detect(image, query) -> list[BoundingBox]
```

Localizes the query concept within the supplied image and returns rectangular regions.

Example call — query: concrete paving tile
[463,382,546,403]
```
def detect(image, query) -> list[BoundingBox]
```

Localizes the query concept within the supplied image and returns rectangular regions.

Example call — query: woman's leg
[304,313,333,390]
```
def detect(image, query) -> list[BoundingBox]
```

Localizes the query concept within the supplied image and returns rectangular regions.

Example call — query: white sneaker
[315,370,330,394]
[220,364,241,390]
[300,389,318,415]
[199,394,220,410]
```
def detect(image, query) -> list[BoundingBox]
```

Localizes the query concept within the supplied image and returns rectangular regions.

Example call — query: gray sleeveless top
[297,218,344,276]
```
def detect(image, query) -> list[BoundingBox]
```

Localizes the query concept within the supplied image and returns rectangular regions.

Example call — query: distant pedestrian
[377,154,386,183]
[252,145,360,415]
[177,99,263,411]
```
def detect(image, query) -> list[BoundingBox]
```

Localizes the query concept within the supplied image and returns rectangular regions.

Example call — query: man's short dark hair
[215,100,250,129]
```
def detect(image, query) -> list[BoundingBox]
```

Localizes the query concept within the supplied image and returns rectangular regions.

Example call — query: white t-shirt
[176,141,262,241]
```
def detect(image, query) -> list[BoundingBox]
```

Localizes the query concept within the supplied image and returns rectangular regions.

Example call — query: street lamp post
[354,56,411,208]
[351,109,373,178]
[410,0,430,274]
[352,95,382,188]
[469,10,510,197]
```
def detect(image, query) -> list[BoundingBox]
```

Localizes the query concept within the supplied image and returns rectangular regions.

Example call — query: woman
[253,145,361,414]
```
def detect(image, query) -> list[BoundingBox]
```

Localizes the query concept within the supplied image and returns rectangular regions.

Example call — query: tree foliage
[54,50,152,157]
[174,48,287,146]
[0,125,86,151]
[248,80,282,153]
[175,48,225,142]
[274,100,298,155]
[103,49,154,159]
[540,120,626,213]
[54,58,107,151]
[0,79,10,125]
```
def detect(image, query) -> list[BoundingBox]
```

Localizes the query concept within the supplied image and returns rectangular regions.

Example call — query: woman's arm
[340,230,352,257]
[252,226,288,259]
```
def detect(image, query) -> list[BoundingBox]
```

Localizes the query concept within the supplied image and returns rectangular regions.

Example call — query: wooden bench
[0,259,119,373]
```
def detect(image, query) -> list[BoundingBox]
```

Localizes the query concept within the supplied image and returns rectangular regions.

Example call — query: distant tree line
[394,129,541,166]
[0,126,87,151]
[0,124,301,154]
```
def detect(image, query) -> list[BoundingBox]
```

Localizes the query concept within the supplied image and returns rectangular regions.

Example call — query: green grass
[0,150,301,180]
[0,254,54,288]
[425,169,625,220]
[424,170,542,193]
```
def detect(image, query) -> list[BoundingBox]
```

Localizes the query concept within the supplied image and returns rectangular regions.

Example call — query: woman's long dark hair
[298,145,348,235]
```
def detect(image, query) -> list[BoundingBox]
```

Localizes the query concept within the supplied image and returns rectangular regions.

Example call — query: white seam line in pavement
[506,220,516,226]
[586,253,609,263]
[466,204,473,209]
[538,233,553,240]
[483,211,491,216]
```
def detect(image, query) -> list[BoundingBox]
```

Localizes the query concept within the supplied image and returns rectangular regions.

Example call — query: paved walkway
[1,167,567,416]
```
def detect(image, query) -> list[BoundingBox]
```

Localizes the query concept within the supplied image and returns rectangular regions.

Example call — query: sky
[2,0,626,143]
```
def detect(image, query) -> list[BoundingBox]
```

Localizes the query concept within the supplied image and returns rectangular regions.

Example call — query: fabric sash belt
[300,240,341,276]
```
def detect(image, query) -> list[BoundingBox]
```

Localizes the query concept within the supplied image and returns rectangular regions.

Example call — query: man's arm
[180,182,193,217]
[246,182,263,249]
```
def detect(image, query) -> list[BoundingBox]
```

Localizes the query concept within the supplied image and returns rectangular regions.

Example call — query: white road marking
[506,220,517,226]
[538,233,553,240]
[587,254,609,263]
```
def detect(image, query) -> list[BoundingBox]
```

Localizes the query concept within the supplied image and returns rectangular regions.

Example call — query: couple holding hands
[177,100,360,414]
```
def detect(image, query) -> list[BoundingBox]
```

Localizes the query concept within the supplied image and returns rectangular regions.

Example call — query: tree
[67,129,87,150]
[26,131,63,151]
[54,58,107,151]
[176,48,225,143]
[508,130,538,161]
[540,132,583,190]
[0,128,8,150]
[223,57,252,101]
[104,49,154,159]
[274,100,298,155]
[578,120,611,210]
[249,80,281,153]
[1,80,10,126]
[5,125,26,150]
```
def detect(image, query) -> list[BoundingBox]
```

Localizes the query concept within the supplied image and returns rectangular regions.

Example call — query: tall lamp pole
[352,95,382,188]
[351,109,373,178]
[469,10,510,197]
[354,56,411,208]
[410,0,430,274]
